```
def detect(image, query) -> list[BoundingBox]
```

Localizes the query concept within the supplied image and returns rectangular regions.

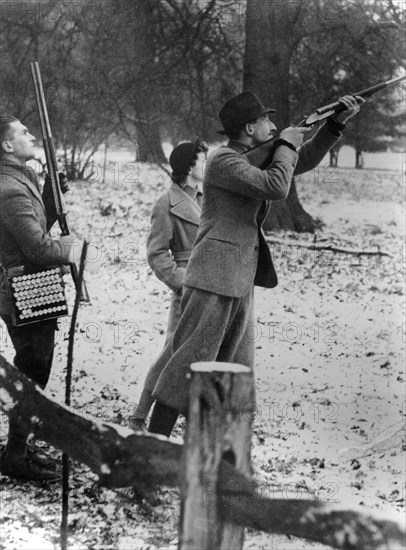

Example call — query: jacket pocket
[202,237,241,266]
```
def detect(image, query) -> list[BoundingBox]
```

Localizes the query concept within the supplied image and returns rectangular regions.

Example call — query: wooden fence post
[179,361,255,550]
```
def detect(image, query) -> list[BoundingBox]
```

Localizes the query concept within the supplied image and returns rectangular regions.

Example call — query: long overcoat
[143,182,200,392]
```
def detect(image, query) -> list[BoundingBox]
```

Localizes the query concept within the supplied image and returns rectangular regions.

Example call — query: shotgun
[299,73,406,127]
[245,74,406,162]
[30,61,90,302]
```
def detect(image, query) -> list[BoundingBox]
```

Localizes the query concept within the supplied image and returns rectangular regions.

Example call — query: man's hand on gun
[60,235,102,275]
[281,95,364,146]
[332,94,365,124]
[279,126,313,150]
[44,172,70,194]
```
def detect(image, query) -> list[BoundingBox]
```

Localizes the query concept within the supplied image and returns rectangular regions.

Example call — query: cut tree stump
[0,354,405,550]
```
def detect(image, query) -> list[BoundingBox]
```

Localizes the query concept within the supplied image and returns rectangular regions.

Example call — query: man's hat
[218,91,276,136]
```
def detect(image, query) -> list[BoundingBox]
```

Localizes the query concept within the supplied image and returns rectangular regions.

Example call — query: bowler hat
[218,91,276,136]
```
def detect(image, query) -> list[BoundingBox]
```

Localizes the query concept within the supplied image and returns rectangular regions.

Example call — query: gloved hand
[332,95,365,124]
[44,172,70,194]
[279,127,312,150]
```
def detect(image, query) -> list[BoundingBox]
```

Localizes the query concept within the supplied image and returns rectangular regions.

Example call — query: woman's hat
[169,138,208,175]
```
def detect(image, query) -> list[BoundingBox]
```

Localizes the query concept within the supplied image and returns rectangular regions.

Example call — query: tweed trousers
[151,285,255,414]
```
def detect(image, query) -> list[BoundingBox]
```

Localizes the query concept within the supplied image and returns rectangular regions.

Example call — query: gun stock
[30,62,90,303]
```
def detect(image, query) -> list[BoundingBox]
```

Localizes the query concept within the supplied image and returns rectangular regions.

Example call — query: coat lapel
[169,183,200,226]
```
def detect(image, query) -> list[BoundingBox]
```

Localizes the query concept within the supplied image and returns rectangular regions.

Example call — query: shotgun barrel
[243,74,406,160]
[300,73,406,127]
[30,61,90,302]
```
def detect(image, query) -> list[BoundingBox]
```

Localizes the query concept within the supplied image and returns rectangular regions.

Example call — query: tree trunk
[120,0,166,164]
[243,0,317,233]
[329,144,340,167]
[263,177,319,232]
[355,148,364,169]
[136,123,166,163]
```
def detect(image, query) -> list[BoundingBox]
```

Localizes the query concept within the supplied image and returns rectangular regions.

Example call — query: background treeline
[0,0,404,181]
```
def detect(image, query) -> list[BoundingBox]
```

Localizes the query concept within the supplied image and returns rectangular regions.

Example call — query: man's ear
[1,140,13,154]
[244,122,254,136]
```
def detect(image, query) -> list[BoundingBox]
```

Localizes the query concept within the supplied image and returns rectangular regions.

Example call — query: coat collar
[227,140,251,154]
[0,161,44,208]
[168,183,200,226]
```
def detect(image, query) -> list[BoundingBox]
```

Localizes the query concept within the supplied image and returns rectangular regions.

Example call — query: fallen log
[0,354,404,550]
[265,236,393,258]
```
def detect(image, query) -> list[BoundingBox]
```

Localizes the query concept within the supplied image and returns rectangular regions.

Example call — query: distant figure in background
[128,139,208,431]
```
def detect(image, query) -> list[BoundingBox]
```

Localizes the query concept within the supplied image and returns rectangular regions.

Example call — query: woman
[129,139,208,430]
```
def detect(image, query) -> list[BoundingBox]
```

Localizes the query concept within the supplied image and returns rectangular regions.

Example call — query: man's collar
[0,154,27,167]
[0,159,23,168]
[0,159,39,184]
[227,140,251,153]
[1,159,31,169]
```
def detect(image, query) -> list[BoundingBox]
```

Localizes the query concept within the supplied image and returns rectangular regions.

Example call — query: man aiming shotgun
[147,89,363,436]
[147,73,406,435]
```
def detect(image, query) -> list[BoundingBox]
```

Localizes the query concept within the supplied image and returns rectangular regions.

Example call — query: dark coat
[184,124,340,297]
[0,161,71,315]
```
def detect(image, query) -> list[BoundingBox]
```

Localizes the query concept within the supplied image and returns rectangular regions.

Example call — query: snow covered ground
[0,154,404,549]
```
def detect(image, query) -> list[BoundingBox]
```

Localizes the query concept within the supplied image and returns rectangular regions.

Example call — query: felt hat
[218,91,276,135]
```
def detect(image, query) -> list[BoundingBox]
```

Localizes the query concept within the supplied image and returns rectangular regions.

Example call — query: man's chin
[30,151,41,161]
[24,153,39,165]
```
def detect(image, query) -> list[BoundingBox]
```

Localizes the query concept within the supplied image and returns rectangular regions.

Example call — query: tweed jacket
[0,161,71,314]
[184,124,341,297]
[147,182,201,292]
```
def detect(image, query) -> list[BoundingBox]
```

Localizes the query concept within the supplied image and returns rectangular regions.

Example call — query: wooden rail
[0,353,404,550]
